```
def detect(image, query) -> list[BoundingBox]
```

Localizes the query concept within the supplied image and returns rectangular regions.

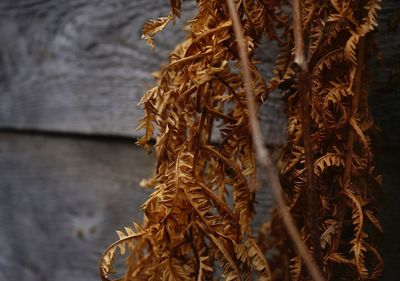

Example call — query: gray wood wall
[0,1,399,281]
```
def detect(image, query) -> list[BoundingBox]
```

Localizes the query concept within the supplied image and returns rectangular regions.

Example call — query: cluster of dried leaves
[99,1,383,280]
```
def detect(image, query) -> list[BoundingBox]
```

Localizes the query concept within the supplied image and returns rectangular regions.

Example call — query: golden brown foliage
[100,0,383,280]
[263,0,383,280]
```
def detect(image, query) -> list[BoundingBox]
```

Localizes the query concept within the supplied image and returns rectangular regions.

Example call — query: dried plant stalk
[264,0,384,280]
[227,0,324,280]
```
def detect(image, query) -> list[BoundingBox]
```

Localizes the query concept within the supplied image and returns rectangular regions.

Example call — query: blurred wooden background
[0,1,399,281]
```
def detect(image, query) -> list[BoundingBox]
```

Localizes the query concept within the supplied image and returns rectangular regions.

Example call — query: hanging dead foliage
[263,0,384,280]
[100,1,383,280]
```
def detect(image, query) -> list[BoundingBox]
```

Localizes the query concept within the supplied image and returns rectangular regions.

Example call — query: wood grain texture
[0,132,155,281]
[1,133,399,281]
[0,2,399,280]
[1,0,398,145]
[0,0,190,136]
[0,0,286,144]
[0,131,276,281]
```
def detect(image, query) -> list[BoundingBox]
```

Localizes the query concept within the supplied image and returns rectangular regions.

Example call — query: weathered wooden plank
[1,1,398,145]
[0,0,286,145]
[1,132,398,281]
[0,0,190,135]
[0,131,276,281]
[0,132,156,281]
[0,0,283,144]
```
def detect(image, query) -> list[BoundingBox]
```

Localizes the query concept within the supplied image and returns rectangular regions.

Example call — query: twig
[293,0,307,71]
[292,0,323,270]
[226,1,325,281]
[331,36,366,255]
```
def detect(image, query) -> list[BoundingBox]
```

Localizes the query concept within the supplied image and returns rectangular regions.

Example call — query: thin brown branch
[226,1,325,281]
[293,0,323,270]
[205,105,237,123]
[331,36,366,254]
[293,0,307,71]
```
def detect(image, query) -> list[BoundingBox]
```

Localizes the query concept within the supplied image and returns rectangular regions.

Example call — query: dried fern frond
[266,0,384,280]
[100,1,288,280]
[100,0,384,280]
